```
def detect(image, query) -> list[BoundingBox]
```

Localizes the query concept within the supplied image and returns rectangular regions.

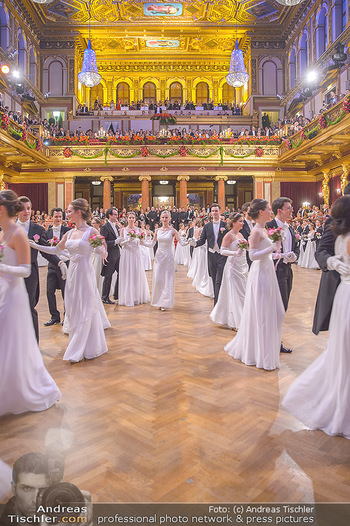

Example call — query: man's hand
[58,261,67,280]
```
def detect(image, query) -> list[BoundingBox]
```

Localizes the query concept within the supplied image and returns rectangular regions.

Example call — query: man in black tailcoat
[267,197,299,353]
[147,206,157,231]
[100,208,120,304]
[312,183,350,334]
[43,207,71,326]
[17,197,66,342]
[240,202,253,268]
[171,207,179,230]
[190,204,228,305]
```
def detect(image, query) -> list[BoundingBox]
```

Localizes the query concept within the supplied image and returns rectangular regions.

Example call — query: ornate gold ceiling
[43,0,282,25]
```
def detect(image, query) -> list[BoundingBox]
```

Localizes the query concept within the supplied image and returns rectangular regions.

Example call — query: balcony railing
[279,97,349,156]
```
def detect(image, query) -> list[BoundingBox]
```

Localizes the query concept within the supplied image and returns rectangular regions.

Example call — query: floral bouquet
[343,97,350,113]
[237,239,249,250]
[33,234,40,243]
[315,231,322,239]
[0,244,4,263]
[49,236,60,247]
[267,227,283,243]
[137,232,145,240]
[295,233,301,241]
[89,234,105,248]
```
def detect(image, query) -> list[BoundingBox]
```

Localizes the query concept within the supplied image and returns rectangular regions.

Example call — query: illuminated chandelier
[226,40,249,88]
[226,3,249,88]
[77,1,101,88]
[31,0,55,4]
[275,0,305,5]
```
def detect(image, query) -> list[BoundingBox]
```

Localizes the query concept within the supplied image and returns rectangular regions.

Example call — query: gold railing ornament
[341,164,350,195]
[322,170,331,206]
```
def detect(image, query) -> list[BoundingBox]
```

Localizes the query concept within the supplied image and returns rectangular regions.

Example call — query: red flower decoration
[63,147,72,158]
[35,139,42,151]
[343,97,350,113]
[285,139,292,150]
[141,146,149,157]
[255,147,263,157]
[1,114,9,129]
[21,128,27,141]
[179,146,187,157]
[301,129,307,140]
[319,115,326,129]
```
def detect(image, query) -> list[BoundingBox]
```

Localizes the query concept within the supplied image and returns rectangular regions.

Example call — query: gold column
[139,175,151,209]
[101,176,114,210]
[322,170,331,206]
[0,171,6,191]
[215,175,228,211]
[341,163,350,195]
[177,175,189,208]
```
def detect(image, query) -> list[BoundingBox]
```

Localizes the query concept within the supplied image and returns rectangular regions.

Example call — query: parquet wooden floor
[1,264,350,504]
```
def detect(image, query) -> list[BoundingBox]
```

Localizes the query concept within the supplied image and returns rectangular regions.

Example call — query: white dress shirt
[52,225,61,239]
[275,217,292,263]
[210,220,220,253]
[108,220,118,237]
[18,219,30,235]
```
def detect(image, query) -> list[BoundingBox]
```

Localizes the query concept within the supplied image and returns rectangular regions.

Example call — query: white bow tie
[213,221,220,225]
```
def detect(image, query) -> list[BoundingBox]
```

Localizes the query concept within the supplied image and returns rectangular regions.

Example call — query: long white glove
[29,240,67,257]
[178,237,189,246]
[58,261,67,280]
[188,238,197,247]
[115,236,130,247]
[220,247,241,257]
[284,251,297,263]
[141,238,155,248]
[95,245,107,258]
[0,263,31,278]
[327,255,349,275]
[249,242,278,261]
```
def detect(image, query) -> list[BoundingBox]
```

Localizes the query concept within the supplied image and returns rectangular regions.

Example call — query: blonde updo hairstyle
[70,198,91,221]
[0,190,24,218]
[228,212,243,229]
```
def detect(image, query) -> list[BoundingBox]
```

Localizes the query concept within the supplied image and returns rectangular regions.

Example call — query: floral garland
[0,114,9,130]
[255,147,264,158]
[319,115,326,129]
[150,113,177,125]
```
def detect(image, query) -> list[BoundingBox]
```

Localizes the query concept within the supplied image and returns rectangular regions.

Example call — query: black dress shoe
[280,344,292,353]
[44,319,60,326]
[102,298,115,305]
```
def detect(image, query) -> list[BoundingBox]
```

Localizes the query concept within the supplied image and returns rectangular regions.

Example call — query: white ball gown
[210,239,248,329]
[62,227,110,362]
[175,232,190,266]
[299,233,319,269]
[91,248,104,295]
[224,236,285,370]
[151,229,176,309]
[192,244,214,298]
[0,245,61,415]
[283,232,350,437]
[118,227,150,306]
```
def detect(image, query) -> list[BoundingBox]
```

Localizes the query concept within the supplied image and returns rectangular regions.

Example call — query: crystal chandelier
[31,0,55,4]
[77,0,101,88]
[226,40,249,88]
[275,0,305,5]
[78,40,101,87]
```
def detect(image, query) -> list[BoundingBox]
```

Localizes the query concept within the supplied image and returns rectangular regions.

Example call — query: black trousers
[47,267,66,321]
[275,261,293,311]
[207,251,227,305]
[24,267,40,342]
[102,258,119,300]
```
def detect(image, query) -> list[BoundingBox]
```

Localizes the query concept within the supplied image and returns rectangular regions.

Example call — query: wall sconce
[336,188,341,194]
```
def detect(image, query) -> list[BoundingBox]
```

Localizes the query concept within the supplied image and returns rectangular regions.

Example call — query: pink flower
[220,227,225,233]
[33,234,40,242]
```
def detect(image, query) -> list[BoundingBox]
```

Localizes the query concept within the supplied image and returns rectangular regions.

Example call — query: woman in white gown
[283,196,350,438]
[90,216,104,295]
[31,198,110,363]
[210,213,248,329]
[139,221,152,271]
[0,190,61,415]
[187,220,203,279]
[175,224,190,266]
[299,225,319,269]
[151,210,188,310]
[224,199,285,370]
[118,211,150,306]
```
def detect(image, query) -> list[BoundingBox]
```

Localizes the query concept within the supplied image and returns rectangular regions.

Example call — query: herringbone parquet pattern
[1,265,350,504]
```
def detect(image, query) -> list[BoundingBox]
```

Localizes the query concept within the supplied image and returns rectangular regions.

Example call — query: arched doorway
[222,82,235,104]
[196,82,209,105]
[169,81,183,104]
[143,82,157,103]
[116,82,130,105]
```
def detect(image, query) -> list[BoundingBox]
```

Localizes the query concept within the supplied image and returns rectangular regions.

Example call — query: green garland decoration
[222,148,255,159]
[325,112,345,126]
[148,149,181,159]
[290,138,303,149]
[24,139,38,150]
[71,150,105,161]
[304,124,320,139]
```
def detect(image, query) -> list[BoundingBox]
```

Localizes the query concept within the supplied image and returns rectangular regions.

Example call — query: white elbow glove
[327,255,349,275]
[142,239,155,248]
[95,245,107,258]
[188,238,197,247]
[220,247,240,257]
[116,236,129,247]
[58,261,67,280]
[29,240,64,256]
[178,238,188,246]
[284,251,297,263]
[0,263,31,278]
[249,243,276,261]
